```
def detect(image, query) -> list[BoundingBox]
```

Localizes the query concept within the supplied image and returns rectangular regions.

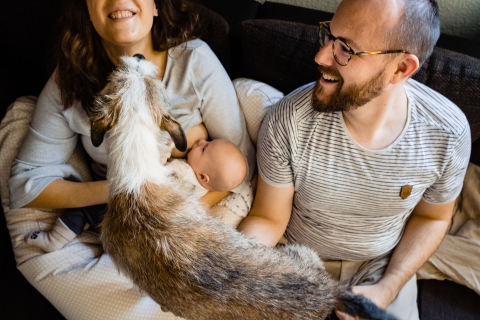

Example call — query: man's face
[311,64,388,113]
[312,0,398,113]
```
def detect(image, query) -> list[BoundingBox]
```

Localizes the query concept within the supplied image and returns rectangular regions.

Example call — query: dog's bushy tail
[336,290,399,320]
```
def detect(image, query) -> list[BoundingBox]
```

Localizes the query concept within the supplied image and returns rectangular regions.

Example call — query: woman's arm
[191,42,256,183]
[9,74,104,209]
[199,190,230,207]
[25,179,108,209]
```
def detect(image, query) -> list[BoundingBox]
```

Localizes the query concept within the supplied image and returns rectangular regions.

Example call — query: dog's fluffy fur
[90,56,397,320]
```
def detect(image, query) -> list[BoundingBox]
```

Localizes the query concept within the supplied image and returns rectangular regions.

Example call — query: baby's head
[187,138,247,192]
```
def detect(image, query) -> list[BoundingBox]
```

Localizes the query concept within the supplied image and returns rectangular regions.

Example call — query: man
[238,0,471,319]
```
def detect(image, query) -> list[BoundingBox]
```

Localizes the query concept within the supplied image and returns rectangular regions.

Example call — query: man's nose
[314,42,335,67]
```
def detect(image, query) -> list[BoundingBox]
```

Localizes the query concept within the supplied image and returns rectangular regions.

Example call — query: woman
[9,0,254,210]
[6,0,254,318]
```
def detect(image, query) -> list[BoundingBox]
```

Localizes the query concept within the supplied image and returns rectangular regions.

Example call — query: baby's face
[186,139,214,174]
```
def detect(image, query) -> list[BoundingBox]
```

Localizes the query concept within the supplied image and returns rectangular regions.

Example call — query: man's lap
[324,253,419,320]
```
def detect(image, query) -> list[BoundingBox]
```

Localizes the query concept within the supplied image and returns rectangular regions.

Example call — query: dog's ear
[161,114,187,152]
[91,116,110,147]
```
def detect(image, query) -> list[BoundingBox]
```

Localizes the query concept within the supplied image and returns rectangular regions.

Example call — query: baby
[26,128,248,252]
[168,138,247,198]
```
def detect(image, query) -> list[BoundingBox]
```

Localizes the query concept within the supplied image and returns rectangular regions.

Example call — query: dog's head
[90,54,187,152]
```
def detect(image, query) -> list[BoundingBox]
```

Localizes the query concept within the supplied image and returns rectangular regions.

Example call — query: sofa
[1,0,479,319]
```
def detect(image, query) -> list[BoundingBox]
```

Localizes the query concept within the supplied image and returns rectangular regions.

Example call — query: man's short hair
[386,0,440,66]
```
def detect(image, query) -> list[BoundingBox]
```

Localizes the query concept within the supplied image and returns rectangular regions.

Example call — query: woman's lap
[1,97,179,319]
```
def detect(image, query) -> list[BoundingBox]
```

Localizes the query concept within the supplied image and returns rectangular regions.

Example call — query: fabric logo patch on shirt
[400,185,413,199]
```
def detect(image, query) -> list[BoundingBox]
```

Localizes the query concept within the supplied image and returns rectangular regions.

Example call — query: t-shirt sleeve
[257,99,297,188]
[8,74,83,209]
[422,124,471,204]
[190,42,256,184]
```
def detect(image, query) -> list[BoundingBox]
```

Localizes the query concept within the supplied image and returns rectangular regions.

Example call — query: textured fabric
[417,163,480,295]
[193,3,231,72]
[240,19,320,95]
[257,80,470,261]
[412,47,480,143]
[418,279,480,320]
[233,78,284,145]
[166,159,209,199]
[8,39,255,209]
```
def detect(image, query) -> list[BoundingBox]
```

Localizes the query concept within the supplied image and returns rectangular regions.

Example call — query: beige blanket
[417,162,480,295]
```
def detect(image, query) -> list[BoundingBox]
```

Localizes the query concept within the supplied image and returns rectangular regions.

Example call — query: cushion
[258,1,333,26]
[0,97,177,320]
[0,0,61,120]
[412,47,480,143]
[239,19,480,147]
[239,19,320,95]
[233,78,284,145]
[418,279,480,320]
[199,0,262,78]
[194,3,232,73]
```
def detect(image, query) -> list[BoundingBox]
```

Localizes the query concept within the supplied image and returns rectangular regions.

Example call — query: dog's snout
[133,54,146,61]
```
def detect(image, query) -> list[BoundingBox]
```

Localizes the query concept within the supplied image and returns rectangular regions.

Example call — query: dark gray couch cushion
[412,47,480,143]
[194,3,232,73]
[418,280,480,320]
[240,19,319,95]
[239,19,480,148]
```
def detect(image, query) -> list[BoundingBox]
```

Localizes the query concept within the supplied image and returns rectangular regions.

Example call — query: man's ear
[198,173,210,184]
[391,53,420,84]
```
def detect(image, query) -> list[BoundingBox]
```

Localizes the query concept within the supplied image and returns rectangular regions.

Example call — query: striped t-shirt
[257,79,471,261]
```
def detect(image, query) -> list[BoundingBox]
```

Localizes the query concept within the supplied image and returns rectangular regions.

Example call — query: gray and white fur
[90,55,398,320]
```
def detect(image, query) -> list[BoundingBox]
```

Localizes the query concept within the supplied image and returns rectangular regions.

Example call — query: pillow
[233,78,284,145]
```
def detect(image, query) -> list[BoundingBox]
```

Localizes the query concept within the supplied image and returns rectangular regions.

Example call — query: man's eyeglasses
[318,21,409,66]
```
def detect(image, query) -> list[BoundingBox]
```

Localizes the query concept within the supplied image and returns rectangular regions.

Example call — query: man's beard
[311,66,388,113]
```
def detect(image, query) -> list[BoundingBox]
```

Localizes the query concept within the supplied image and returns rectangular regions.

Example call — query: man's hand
[335,283,393,320]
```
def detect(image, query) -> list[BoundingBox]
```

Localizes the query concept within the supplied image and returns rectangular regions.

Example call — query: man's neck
[342,83,408,150]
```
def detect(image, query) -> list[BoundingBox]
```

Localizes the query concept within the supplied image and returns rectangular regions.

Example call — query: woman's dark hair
[55,0,199,113]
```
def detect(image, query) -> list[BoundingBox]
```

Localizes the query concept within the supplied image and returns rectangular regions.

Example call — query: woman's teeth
[109,11,134,19]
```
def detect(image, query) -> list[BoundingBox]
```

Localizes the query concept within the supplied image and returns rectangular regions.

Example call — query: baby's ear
[199,173,210,184]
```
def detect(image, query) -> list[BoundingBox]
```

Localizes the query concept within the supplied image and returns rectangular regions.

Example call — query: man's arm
[237,175,294,247]
[336,198,455,319]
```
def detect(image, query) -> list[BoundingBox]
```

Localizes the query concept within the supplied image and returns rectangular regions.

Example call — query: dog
[90,54,398,320]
